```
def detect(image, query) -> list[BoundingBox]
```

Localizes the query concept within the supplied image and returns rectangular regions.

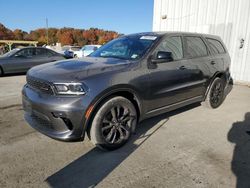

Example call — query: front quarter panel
[83,61,148,106]
[81,61,149,127]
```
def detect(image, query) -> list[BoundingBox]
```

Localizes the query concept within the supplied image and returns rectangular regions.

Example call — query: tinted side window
[16,48,35,57]
[46,49,56,56]
[156,36,183,60]
[207,38,225,54]
[184,36,208,58]
[35,48,47,56]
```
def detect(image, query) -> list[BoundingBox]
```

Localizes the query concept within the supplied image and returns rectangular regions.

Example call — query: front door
[146,35,197,112]
[6,48,36,73]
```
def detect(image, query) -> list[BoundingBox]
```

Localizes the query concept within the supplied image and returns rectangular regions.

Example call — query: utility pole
[46,18,49,45]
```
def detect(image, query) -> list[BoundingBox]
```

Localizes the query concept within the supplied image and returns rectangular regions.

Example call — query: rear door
[181,35,211,97]
[30,48,62,67]
[33,48,52,66]
[205,37,228,75]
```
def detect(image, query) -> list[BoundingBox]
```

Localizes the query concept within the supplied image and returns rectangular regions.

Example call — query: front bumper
[22,85,89,142]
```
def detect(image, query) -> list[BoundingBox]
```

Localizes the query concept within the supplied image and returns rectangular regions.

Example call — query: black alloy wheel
[204,77,225,109]
[90,96,137,150]
[101,105,135,144]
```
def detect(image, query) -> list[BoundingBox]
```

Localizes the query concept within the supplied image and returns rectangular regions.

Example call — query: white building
[153,0,250,84]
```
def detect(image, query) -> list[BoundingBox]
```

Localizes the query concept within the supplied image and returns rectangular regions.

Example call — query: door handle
[210,61,216,65]
[179,65,186,70]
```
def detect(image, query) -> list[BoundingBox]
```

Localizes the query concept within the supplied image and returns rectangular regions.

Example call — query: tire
[90,96,137,150]
[0,67,3,76]
[204,77,225,109]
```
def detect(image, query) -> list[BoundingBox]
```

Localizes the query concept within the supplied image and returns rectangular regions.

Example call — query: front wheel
[90,96,137,150]
[204,77,225,109]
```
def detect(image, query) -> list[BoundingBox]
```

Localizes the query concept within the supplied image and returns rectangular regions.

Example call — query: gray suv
[22,32,233,150]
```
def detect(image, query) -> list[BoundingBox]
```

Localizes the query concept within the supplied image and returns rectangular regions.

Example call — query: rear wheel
[90,96,137,150]
[204,77,225,109]
[0,67,3,76]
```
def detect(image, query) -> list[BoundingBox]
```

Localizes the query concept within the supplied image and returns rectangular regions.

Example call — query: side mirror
[151,51,173,64]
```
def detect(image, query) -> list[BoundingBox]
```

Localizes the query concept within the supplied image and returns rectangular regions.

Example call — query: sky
[0,0,154,34]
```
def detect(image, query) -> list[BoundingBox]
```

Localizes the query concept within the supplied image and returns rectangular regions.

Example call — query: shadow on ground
[46,103,200,188]
[228,112,250,188]
[1,72,26,77]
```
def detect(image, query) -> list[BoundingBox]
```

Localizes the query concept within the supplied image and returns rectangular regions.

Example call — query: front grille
[26,76,54,95]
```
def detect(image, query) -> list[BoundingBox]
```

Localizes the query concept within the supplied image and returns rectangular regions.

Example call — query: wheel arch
[204,71,227,100]
[84,86,142,139]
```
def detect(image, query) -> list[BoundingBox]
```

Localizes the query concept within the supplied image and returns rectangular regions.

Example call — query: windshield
[2,48,20,57]
[90,35,158,60]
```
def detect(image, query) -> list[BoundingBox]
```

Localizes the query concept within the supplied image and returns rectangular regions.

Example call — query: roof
[19,46,47,49]
[124,31,221,40]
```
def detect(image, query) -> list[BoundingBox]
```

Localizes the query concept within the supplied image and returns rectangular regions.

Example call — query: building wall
[153,0,250,83]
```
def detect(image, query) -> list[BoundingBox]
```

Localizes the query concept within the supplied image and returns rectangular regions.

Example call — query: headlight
[54,83,87,95]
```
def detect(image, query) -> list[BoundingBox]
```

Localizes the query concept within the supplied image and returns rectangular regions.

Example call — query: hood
[28,57,132,82]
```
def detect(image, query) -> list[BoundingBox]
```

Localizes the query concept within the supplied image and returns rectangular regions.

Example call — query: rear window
[207,38,225,54]
[184,36,208,58]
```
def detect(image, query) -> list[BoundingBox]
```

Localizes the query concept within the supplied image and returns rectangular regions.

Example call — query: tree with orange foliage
[0,23,120,46]
[0,23,14,40]
[59,31,74,45]
[13,29,28,40]
[82,30,97,44]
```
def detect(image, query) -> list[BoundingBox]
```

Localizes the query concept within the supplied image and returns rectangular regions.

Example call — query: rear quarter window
[206,38,226,54]
[184,36,208,58]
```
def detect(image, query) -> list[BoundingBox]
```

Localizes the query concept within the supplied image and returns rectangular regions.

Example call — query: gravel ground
[0,75,250,188]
